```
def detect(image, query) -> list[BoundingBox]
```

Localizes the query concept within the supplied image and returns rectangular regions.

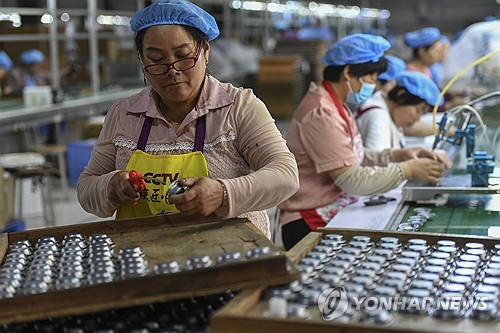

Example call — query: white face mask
[347,78,376,105]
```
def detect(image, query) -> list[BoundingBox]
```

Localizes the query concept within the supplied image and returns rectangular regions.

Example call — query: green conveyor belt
[401,194,500,236]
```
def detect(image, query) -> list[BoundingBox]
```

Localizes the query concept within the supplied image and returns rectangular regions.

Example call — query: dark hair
[134,25,208,55]
[323,57,388,82]
[378,78,388,86]
[387,86,426,105]
[412,40,439,59]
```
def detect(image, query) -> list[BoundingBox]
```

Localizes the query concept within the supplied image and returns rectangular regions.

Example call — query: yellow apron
[116,115,209,219]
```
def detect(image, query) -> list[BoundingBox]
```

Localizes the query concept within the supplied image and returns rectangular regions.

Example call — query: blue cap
[130,0,219,41]
[20,49,45,65]
[404,27,442,48]
[395,71,444,106]
[321,33,391,66]
[0,51,13,70]
[440,36,449,44]
[378,55,406,81]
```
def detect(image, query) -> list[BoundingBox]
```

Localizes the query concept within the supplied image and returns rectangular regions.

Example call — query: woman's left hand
[394,147,452,172]
[434,149,453,170]
[167,177,225,216]
[393,147,429,161]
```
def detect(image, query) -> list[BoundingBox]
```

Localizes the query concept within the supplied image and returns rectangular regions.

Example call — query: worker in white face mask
[279,34,450,250]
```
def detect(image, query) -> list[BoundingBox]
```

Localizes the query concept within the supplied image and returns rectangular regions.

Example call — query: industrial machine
[433,111,495,187]
[403,92,500,201]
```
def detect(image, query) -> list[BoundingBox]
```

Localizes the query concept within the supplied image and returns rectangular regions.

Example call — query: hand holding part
[434,149,453,170]
[394,147,438,162]
[108,171,141,206]
[127,170,147,206]
[393,147,422,161]
[167,177,226,216]
[127,170,166,191]
[165,180,190,204]
[128,170,147,192]
[400,158,445,184]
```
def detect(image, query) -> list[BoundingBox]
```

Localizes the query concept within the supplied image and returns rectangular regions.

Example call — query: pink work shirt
[77,75,299,238]
[406,64,432,79]
[279,82,362,226]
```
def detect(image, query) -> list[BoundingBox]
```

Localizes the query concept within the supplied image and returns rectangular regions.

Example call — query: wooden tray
[0,214,298,325]
[211,228,499,333]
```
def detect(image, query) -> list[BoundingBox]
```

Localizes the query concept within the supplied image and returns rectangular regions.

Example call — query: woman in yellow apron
[116,115,209,219]
[76,0,299,238]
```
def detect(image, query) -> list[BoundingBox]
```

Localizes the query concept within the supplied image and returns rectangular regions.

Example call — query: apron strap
[137,114,206,152]
[137,116,153,151]
[355,105,380,120]
[194,115,206,152]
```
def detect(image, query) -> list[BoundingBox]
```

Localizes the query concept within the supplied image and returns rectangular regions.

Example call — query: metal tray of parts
[0,215,298,325]
[212,228,499,333]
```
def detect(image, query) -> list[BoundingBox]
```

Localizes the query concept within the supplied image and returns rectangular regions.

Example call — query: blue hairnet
[130,0,219,41]
[20,49,45,65]
[404,27,442,48]
[395,71,444,106]
[0,51,13,70]
[378,55,406,81]
[321,33,391,66]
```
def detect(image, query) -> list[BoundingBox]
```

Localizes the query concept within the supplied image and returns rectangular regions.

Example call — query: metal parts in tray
[0,215,298,325]
[212,229,500,333]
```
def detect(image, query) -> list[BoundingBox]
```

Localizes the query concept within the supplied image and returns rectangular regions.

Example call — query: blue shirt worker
[4,49,52,96]
[0,51,13,96]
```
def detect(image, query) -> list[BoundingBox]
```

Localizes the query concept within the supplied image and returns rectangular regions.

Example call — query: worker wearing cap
[404,27,443,79]
[404,31,466,137]
[429,36,451,85]
[77,0,299,238]
[0,51,13,96]
[376,54,406,94]
[4,49,52,96]
[279,34,448,250]
[357,71,445,151]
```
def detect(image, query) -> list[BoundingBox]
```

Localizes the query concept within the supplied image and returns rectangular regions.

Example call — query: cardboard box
[23,86,53,106]
[257,55,306,119]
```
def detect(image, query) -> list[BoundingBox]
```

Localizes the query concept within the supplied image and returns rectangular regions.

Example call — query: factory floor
[21,183,110,230]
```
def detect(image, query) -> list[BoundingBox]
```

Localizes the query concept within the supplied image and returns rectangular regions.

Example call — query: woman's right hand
[108,171,140,206]
[400,158,445,184]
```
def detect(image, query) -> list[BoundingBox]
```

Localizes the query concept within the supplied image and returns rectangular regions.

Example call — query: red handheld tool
[128,170,147,192]
[128,170,147,205]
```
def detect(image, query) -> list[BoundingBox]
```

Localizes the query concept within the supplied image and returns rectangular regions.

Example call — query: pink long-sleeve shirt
[77,75,299,238]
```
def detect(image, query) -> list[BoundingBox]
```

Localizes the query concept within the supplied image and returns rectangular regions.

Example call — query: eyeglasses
[143,42,203,75]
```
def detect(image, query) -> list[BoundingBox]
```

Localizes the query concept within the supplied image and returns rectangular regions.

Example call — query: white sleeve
[358,110,392,151]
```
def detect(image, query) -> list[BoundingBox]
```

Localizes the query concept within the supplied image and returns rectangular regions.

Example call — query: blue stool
[1,219,25,233]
